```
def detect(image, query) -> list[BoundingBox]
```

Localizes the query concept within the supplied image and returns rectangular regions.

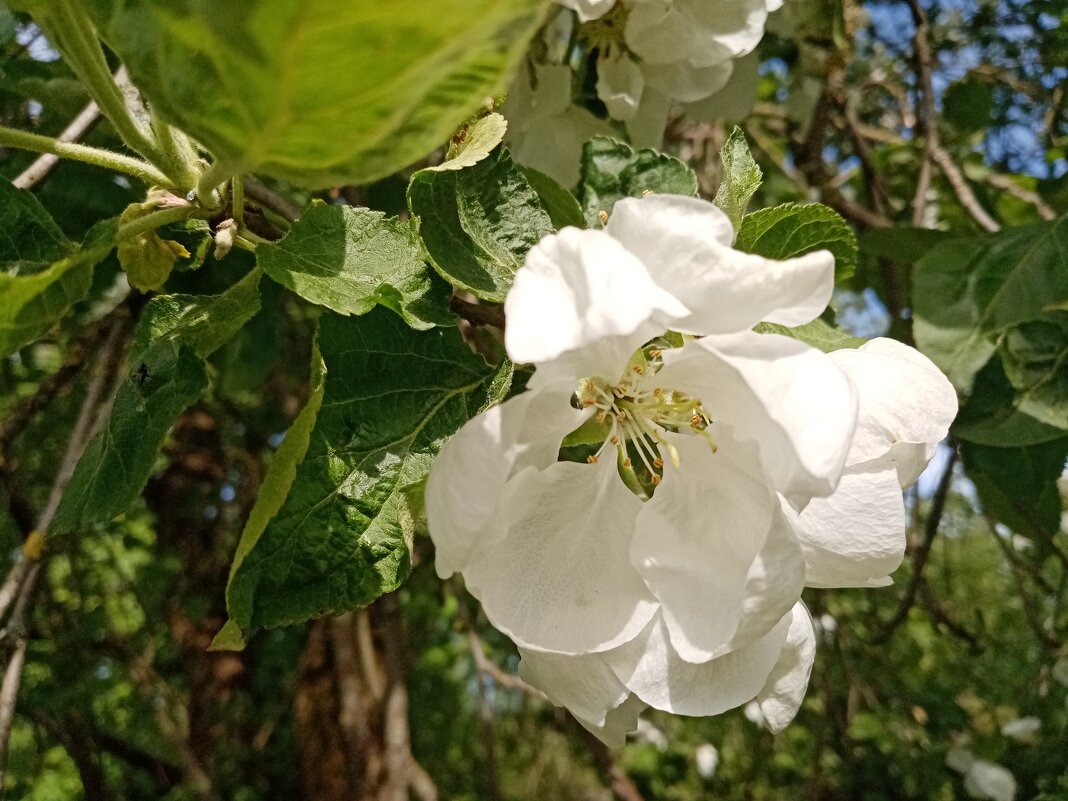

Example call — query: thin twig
[0,316,128,779]
[875,444,958,642]
[243,177,302,223]
[985,174,1058,221]
[986,521,1061,650]
[906,0,1001,233]
[13,101,101,190]
[573,722,647,801]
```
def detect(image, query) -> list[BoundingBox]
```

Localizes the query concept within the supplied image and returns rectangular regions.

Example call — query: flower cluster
[504,1,779,184]
[426,194,957,745]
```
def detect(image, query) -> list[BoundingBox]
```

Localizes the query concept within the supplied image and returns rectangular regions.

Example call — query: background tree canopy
[0,0,1065,799]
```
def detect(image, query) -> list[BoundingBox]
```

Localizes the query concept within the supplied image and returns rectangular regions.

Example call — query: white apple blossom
[426,194,956,744]
[505,1,782,184]
[573,0,780,108]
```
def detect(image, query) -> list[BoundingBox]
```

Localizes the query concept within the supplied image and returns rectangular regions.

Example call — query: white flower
[694,743,720,778]
[503,61,615,187]
[959,759,1017,801]
[1000,717,1041,741]
[426,194,956,744]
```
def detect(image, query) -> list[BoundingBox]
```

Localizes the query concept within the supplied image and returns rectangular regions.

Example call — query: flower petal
[463,457,658,654]
[830,338,958,486]
[504,227,688,375]
[606,613,790,716]
[518,648,628,727]
[785,465,906,588]
[756,602,817,733]
[627,0,770,67]
[640,59,734,103]
[580,693,647,748]
[604,195,835,334]
[657,331,858,506]
[727,505,806,648]
[426,382,586,578]
[597,53,645,121]
[631,431,778,662]
[556,0,616,22]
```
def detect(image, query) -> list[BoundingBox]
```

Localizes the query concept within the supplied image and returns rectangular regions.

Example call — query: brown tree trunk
[294,597,435,801]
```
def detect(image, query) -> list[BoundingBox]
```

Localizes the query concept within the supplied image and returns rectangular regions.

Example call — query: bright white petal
[582,694,647,748]
[728,507,806,648]
[597,54,645,121]
[626,1,733,67]
[556,0,616,22]
[607,613,790,716]
[657,331,858,506]
[427,382,586,578]
[756,602,817,733]
[463,457,658,654]
[786,466,906,588]
[518,648,628,727]
[830,338,958,486]
[504,228,688,374]
[604,196,835,334]
[632,432,777,662]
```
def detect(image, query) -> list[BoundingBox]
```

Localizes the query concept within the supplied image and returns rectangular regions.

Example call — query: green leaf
[51,338,208,535]
[858,227,953,265]
[83,0,549,189]
[952,358,1066,447]
[518,164,586,230]
[713,126,762,233]
[438,112,509,171]
[220,309,511,643]
[259,203,452,330]
[408,145,553,302]
[0,182,114,355]
[211,339,327,651]
[997,317,1068,430]
[942,77,994,137]
[754,319,866,353]
[50,273,262,534]
[0,178,70,270]
[735,203,857,281]
[913,219,1068,394]
[961,438,1068,542]
[578,137,698,227]
[133,267,264,358]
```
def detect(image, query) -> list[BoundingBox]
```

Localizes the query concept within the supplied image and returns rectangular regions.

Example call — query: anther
[691,414,703,427]
[596,410,607,422]
[609,435,620,445]
[598,210,609,225]
[642,189,654,197]
[622,457,632,468]
[582,399,596,407]
[587,455,598,464]
[632,365,644,375]
[653,457,664,468]
[650,473,662,485]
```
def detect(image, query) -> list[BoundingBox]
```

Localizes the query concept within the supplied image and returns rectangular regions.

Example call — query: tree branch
[875,443,958,643]
[13,100,101,190]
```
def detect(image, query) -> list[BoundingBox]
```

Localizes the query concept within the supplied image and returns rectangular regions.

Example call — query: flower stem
[194,160,232,208]
[0,124,171,186]
[151,109,200,187]
[47,0,175,180]
[231,175,246,223]
[116,205,209,242]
